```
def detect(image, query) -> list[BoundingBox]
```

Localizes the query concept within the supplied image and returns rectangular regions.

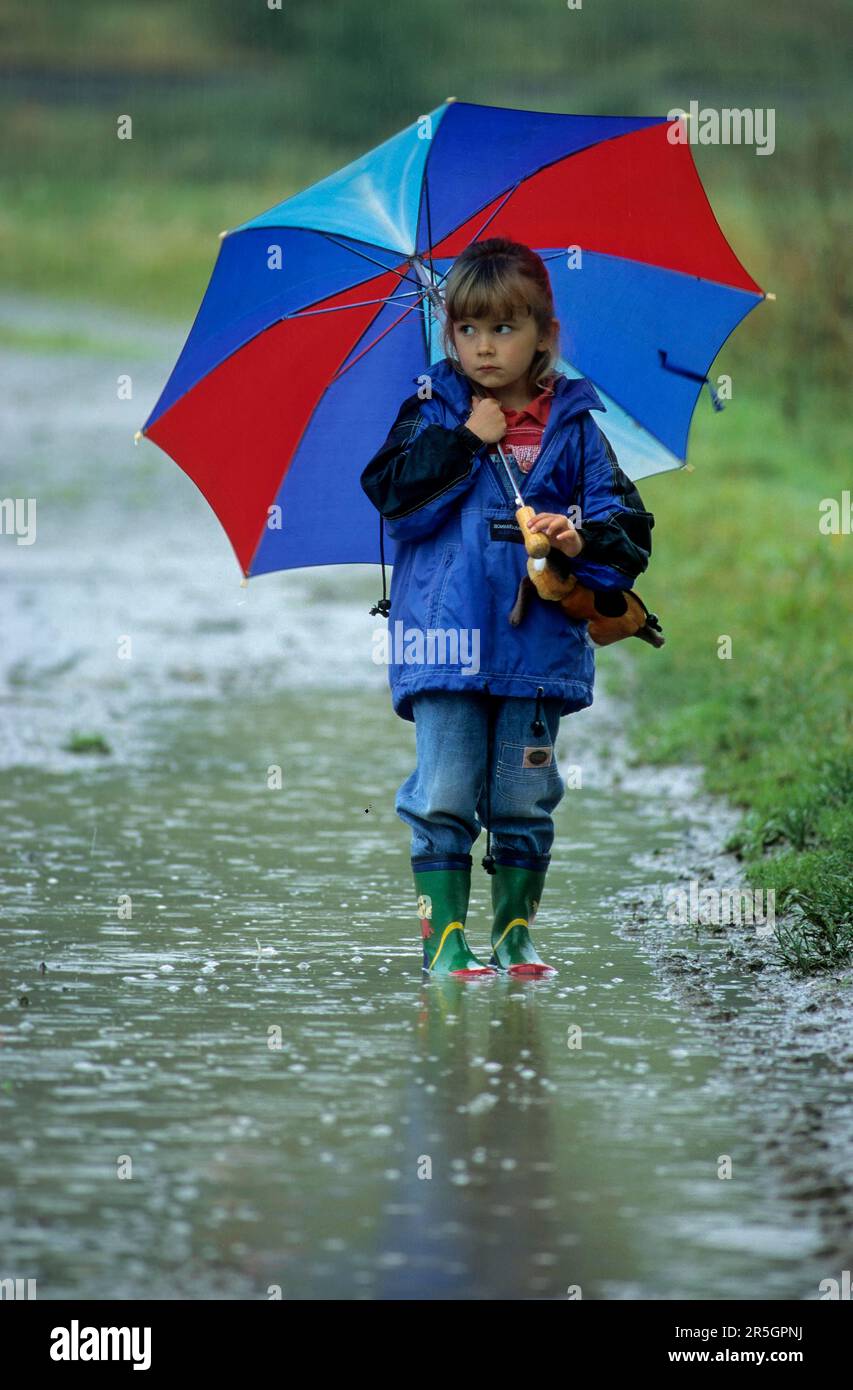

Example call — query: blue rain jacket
[360,357,655,723]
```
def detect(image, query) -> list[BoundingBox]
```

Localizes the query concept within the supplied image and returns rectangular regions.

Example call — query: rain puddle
[1,293,848,1299]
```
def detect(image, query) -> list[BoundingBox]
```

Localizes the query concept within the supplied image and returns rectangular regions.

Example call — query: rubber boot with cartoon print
[413,859,497,978]
[488,862,557,976]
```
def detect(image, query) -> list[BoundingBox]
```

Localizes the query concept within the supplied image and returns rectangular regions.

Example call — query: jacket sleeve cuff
[453,423,486,454]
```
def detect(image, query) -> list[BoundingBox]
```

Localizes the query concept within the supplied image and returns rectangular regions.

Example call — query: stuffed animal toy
[508,544,665,648]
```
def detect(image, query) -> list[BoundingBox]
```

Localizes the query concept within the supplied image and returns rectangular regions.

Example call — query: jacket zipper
[517,426,565,499]
[489,424,567,506]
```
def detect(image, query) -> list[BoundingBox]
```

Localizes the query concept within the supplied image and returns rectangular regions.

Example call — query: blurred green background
[2,0,851,966]
[1,0,850,404]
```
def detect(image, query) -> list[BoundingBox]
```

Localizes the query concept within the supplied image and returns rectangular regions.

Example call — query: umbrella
[139,98,767,581]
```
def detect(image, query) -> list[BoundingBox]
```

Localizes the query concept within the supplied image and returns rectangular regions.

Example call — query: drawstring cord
[369,513,391,618]
[532,685,545,736]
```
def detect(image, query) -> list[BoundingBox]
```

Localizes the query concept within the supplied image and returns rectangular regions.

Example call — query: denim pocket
[495,738,565,814]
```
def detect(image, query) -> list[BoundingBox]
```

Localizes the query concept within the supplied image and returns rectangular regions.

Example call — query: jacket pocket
[556,606,596,656]
[427,543,460,629]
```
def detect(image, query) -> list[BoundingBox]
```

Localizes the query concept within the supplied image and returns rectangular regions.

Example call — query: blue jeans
[395,690,565,871]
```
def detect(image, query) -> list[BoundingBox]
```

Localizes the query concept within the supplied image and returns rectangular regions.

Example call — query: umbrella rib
[428,181,522,292]
[316,231,423,292]
[421,174,438,359]
[423,177,437,290]
[330,293,430,381]
[285,290,422,320]
[454,180,522,258]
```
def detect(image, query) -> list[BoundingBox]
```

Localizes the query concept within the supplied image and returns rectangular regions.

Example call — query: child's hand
[527,513,585,557]
[465,396,507,444]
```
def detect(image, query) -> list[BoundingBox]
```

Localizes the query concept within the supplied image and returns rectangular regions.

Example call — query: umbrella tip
[764,291,777,301]
[219,229,229,240]
[445,95,457,103]
[240,576,249,587]
[133,430,143,445]
[683,461,695,473]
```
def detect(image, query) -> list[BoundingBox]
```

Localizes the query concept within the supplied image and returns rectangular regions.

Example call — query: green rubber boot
[414,862,497,978]
[488,862,557,976]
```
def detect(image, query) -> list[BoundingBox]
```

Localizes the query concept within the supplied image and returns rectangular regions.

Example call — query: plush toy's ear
[592,589,629,617]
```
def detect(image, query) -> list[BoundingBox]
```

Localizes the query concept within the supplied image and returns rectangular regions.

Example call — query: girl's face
[452,308,556,393]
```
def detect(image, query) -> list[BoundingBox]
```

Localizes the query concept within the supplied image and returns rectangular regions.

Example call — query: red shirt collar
[500,379,556,425]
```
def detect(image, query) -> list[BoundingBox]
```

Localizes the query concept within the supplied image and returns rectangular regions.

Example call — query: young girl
[360,238,655,978]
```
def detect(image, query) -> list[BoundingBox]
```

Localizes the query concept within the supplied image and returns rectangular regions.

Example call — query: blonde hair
[440,237,560,395]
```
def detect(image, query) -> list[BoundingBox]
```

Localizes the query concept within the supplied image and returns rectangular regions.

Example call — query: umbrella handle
[516,505,551,558]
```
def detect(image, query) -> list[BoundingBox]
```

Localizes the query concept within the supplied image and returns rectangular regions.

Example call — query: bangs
[446,263,534,325]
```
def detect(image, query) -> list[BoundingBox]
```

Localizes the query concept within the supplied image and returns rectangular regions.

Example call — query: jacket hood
[412,355,607,426]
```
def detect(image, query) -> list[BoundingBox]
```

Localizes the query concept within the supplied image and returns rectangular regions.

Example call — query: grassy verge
[608,382,852,975]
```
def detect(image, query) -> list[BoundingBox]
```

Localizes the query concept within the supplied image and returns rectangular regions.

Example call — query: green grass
[609,381,853,975]
[63,732,113,756]
[0,320,163,358]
